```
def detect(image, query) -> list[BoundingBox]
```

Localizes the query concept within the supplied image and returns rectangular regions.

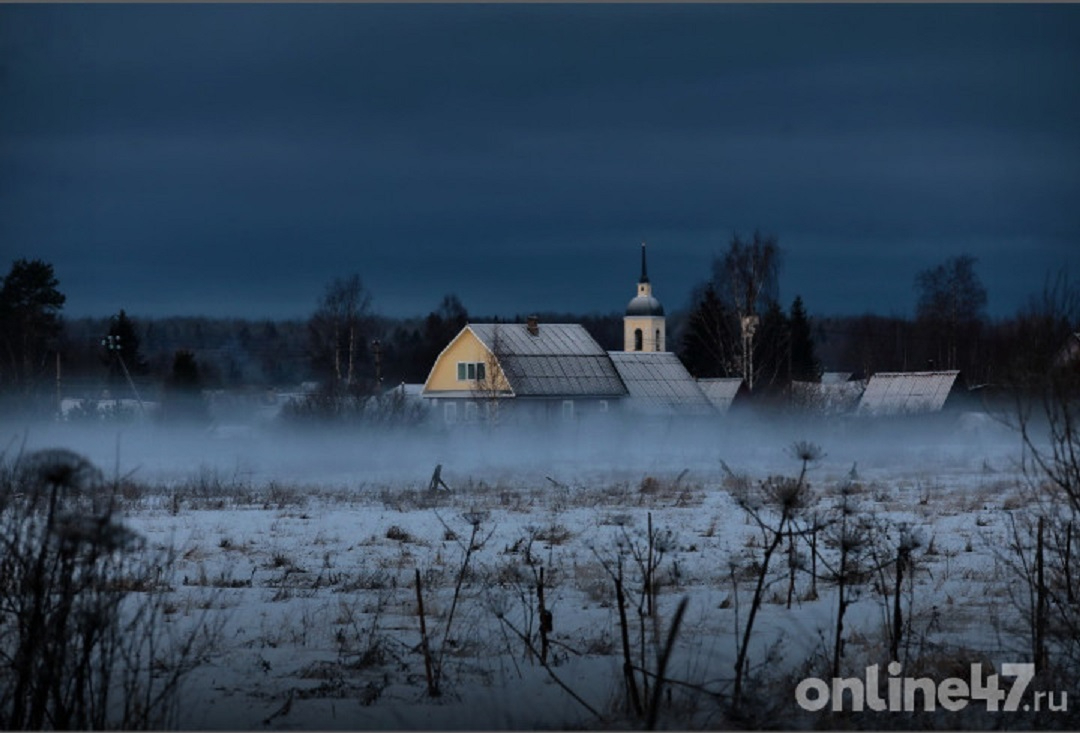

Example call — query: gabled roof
[696,377,746,414]
[607,352,713,415]
[469,323,608,357]
[821,372,854,385]
[395,383,425,397]
[500,355,627,398]
[855,371,961,416]
[469,323,626,398]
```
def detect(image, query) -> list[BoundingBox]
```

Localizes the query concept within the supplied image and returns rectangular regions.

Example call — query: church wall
[623,316,665,352]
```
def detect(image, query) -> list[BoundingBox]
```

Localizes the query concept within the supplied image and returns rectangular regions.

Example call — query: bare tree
[716,232,781,391]
[308,275,372,391]
[1010,274,1080,711]
[1003,270,1080,393]
[471,325,511,427]
[915,254,987,371]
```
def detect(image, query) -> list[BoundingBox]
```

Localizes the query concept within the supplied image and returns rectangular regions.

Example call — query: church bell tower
[623,243,666,352]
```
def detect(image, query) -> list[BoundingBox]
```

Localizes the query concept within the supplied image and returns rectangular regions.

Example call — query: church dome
[626,294,665,317]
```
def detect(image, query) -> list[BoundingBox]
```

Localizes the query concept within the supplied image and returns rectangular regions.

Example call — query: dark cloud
[1,4,1077,320]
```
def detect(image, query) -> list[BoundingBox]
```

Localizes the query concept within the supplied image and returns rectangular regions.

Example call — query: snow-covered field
[2,414,1063,729]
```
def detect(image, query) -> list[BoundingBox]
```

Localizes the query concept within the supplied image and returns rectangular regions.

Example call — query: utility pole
[55,352,62,418]
[101,334,147,417]
[371,338,383,391]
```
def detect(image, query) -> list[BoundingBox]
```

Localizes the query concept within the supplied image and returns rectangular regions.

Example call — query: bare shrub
[385,525,412,543]
[727,442,818,710]
[0,448,216,729]
[533,522,573,546]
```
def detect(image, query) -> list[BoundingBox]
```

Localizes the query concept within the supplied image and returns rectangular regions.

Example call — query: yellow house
[421,245,717,423]
[421,317,627,423]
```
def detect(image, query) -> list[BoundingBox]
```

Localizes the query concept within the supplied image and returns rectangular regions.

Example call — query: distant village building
[696,378,747,415]
[421,245,716,422]
[607,351,713,416]
[421,320,625,423]
[611,244,712,415]
[854,370,964,416]
[60,396,159,421]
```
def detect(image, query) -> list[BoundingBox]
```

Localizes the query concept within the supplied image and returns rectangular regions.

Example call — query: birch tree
[915,254,987,371]
[309,274,372,392]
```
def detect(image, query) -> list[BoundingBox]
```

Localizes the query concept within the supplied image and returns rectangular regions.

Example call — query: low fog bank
[0,410,1026,490]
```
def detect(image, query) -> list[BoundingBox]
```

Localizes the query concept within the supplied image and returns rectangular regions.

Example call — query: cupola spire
[624,242,665,352]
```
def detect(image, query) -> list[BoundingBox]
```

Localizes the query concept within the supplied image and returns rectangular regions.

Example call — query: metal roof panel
[607,352,714,414]
[855,371,960,416]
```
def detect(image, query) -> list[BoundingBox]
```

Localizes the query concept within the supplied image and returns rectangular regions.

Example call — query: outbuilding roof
[695,377,746,414]
[855,370,961,416]
[607,352,713,415]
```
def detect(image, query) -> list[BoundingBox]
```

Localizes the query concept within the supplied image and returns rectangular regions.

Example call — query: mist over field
[0,412,1023,491]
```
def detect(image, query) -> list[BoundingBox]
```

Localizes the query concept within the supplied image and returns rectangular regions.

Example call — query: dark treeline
[51,301,1070,392]
[675,236,1077,397]
[0,261,627,407]
[2,245,1078,418]
[20,300,630,399]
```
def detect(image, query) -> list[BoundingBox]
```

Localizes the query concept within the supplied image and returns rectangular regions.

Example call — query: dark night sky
[1,4,1078,321]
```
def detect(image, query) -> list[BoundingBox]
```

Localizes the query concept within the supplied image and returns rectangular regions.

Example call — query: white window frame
[456,361,487,382]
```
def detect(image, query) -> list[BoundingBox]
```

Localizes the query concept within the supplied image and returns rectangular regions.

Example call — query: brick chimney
[526,315,539,336]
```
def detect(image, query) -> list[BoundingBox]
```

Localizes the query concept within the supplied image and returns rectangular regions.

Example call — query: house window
[655,329,661,352]
[634,329,643,351]
[598,400,609,413]
[444,402,458,423]
[464,401,479,422]
[561,400,575,421]
[456,362,487,381]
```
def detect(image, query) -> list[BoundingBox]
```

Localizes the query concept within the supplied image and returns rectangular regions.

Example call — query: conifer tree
[0,259,65,393]
[789,295,822,382]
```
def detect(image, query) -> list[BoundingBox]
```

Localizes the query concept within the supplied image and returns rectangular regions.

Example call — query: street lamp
[101,333,146,416]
